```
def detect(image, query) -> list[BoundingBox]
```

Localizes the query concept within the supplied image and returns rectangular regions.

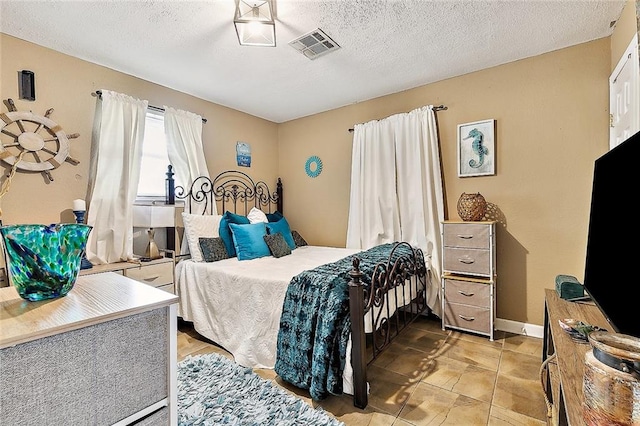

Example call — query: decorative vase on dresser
[0,223,92,301]
[441,220,497,340]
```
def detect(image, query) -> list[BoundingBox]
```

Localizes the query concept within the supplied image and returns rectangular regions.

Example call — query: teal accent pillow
[266,217,295,250]
[199,237,229,262]
[229,222,270,261]
[266,211,284,222]
[219,211,250,257]
[263,232,292,258]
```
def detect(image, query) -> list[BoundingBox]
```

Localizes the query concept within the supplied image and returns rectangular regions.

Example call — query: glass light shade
[1,224,92,301]
[234,0,276,47]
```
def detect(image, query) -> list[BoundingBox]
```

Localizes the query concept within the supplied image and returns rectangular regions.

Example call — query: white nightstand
[80,255,175,294]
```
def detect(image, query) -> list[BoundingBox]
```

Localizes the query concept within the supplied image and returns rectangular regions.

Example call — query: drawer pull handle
[143,275,160,282]
[458,291,475,297]
[458,257,475,264]
[457,234,474,239]
[459,315,475,321]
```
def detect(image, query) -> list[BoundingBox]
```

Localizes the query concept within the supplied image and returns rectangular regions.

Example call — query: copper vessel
[583,331,640,425]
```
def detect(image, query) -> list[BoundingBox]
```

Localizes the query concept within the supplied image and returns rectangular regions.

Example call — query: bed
[173,170,429,408]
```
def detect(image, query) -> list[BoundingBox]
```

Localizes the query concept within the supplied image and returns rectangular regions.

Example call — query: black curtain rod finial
[92,90,207,124]
[348,104,447,132]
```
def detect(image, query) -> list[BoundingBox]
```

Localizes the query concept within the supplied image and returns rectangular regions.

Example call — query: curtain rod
[93,90,207,124]
[348,104,447,132]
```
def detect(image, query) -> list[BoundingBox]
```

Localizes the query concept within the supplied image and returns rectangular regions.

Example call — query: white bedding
[176,244,427,397]
[176,245,360,368]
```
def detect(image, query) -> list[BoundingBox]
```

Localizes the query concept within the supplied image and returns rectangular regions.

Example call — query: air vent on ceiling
[289,28,340,60]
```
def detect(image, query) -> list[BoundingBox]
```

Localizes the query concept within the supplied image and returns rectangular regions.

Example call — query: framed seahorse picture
[457,119,496,177]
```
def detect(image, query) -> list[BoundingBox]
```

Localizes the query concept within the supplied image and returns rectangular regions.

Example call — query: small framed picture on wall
[236,141,251,167]
[457,119,496,177]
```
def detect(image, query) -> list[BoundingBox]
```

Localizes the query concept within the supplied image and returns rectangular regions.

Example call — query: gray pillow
[199,237,229,262]
[292,230,308,248]
[263,232,292,258]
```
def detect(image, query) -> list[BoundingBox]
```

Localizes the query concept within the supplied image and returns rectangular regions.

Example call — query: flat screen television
[583,129,640,338]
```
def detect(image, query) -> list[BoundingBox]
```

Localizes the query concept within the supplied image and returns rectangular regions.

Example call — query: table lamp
[132,204,175,260]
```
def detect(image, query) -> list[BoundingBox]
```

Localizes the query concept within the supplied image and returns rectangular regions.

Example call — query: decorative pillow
[219,211,250,257]
[266,217,295,250]
[181,213,223,262]
[263,232,292,258]
[266,211,284,222]
[198,237,229,262]
[247,207,268,224]
[229,222,271,261]
[291,230,308,248]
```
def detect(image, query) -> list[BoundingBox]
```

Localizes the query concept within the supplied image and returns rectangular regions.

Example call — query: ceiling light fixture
[234,0,276,47]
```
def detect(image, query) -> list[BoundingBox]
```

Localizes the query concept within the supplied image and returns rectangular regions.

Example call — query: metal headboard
[175,170,282,215]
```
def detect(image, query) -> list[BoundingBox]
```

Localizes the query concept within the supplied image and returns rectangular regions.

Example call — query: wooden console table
[542,289,610,426]
[0,272,179,425]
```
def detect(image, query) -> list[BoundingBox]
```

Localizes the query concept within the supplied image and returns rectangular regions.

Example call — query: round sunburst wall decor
[305,155,323,178]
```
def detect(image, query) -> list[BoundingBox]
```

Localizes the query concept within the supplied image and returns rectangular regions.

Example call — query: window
[137,111,170,200]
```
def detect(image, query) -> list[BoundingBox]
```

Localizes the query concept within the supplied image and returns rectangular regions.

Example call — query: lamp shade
[234,0,276,47]
[132,205,175,228]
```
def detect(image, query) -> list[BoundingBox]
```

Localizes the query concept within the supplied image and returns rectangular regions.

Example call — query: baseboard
[495,318,544,339]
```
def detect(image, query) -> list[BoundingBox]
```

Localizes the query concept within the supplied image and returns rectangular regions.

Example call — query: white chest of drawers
[441,221,496,340]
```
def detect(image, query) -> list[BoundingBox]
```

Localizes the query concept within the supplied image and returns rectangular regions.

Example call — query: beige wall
[0,29,624,328]
[278,38,612,327]
[611,0,639,71]
[0,34,279,227]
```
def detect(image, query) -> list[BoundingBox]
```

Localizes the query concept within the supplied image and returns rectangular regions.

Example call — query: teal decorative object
[305,155,323,178]
[0,223,92,301]
[463,128,488,168]
[555,274,585,301]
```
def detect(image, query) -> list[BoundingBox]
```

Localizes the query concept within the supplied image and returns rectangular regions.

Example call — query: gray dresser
[441,221,497,340]
[0,272,179,425]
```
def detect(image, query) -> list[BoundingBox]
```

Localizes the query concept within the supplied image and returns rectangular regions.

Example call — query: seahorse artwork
[464,128,489,168]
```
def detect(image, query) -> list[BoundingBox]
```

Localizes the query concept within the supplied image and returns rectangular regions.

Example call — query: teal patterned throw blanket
[275,243,413,400]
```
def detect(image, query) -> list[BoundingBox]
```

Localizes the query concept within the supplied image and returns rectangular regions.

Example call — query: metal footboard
[348,242,429,409]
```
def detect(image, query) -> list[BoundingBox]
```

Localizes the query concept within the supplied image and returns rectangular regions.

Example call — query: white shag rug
[177,353,345,426]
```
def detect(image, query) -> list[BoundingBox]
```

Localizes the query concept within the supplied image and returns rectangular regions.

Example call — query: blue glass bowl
[1,223,92,301]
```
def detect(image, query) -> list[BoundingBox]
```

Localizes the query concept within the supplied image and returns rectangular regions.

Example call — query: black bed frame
[175,170,283,215]
[174,170,428,409]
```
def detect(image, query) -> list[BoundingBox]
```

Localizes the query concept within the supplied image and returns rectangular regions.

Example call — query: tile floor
[177,316,548,425]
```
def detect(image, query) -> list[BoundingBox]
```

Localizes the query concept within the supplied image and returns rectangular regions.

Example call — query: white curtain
[164,106,212,256]
[346,106,444,315]
[163,106,213,214]
[346,118,400,248]
[86,90,148,264]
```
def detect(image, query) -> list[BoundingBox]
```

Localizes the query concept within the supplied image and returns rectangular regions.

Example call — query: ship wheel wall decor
[0,98,79,182]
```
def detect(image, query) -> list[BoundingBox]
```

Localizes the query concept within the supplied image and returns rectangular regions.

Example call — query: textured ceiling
[0,0,627,123]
